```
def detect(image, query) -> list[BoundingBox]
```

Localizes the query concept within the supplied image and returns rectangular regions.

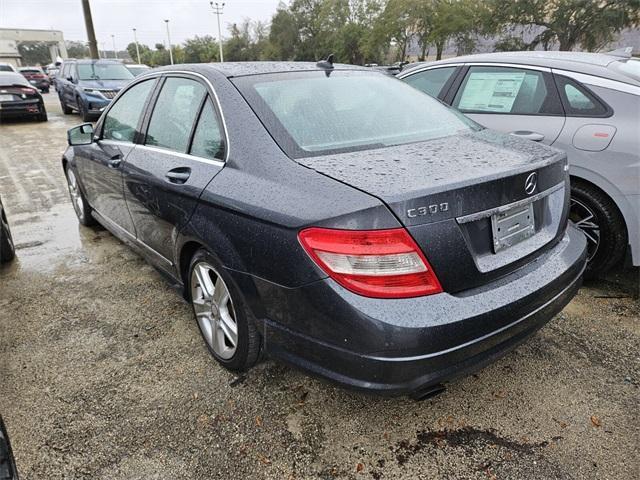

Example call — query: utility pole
[81,0,99,59]
[111,34,117,59]
[209,2,225,62]
[164,20,174,65]
[133,28,141,64]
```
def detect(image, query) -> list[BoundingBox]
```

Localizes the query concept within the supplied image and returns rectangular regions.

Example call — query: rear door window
[453,66,561,115]
[403,67,457,98]
[145,77,206,153]
[189,98,225,160]
[103,79,156,142]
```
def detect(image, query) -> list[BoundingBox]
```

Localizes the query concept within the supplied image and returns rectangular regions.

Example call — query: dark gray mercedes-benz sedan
[62,61,587,398]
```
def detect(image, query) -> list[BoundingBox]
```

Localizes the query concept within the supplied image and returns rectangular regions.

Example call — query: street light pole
[133,28,141,64]
[164,19,174,65]
[111,34,117,59]
[209,2,225,62]
[81,0,99,59]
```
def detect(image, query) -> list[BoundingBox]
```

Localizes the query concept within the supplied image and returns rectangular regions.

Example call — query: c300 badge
[407,202,449,218]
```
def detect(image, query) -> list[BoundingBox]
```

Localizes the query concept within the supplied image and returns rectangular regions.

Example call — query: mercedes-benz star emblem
[525,172,537,195]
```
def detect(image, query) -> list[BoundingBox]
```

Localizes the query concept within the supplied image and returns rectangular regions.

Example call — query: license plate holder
[0,94,13,102]
[491,202,535,253]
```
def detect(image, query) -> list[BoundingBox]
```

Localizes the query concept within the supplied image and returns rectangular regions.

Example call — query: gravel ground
[0,94,638,480]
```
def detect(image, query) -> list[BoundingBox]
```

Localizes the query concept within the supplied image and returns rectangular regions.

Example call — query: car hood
[78,79,130,90]
[296,129,567,224]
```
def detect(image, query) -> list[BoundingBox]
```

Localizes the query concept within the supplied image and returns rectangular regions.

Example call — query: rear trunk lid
[297,130,570,292]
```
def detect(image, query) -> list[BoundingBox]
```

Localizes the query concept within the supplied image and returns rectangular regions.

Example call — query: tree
[428,0,483,60]
[267,2,300,59]
[66,41,90,59]
[126,42,151,63]
[183,35,219,63]
[491,0,640,51]
[17,42,51,65]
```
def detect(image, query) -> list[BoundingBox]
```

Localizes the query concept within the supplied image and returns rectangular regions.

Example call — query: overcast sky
[0,0,282,50]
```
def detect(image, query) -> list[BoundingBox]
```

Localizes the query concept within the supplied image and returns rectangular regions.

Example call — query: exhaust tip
[411,384,446,401]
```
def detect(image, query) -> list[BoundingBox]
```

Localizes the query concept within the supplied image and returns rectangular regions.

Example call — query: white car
[0,63,17,73]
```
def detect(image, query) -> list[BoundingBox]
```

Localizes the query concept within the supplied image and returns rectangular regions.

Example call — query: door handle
[510,131,545,142]
[165,167,191,184]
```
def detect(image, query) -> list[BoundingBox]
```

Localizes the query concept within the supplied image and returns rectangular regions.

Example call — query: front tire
[188,249,261,372]
[65,166,96,226]
[78,97,93,122]
[569,180,628,278]
[60,95,72,114]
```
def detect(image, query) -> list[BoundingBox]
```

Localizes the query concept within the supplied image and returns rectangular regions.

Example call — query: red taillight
[298,227,443,298]
[19,87,36,94]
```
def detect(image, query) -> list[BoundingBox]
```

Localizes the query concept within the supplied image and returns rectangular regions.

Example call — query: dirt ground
[0,94,638,480]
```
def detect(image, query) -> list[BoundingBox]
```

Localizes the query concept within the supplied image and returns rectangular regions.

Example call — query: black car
[0,72,47,122]
[18,67,50,93]
[62,62,587,398]
[0,416,19,480]
[0,196,15,264]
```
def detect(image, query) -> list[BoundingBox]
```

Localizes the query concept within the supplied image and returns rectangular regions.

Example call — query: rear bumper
[0,99,43,118]
[236,225,587,396]
[27,79,50,89]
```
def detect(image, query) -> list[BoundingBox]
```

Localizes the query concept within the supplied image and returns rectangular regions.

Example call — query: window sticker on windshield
[458,71,526,112]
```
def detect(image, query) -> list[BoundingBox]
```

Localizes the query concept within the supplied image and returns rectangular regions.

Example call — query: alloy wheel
[190,262,238,360]
[569,197,600,262]
[66,169,84,221]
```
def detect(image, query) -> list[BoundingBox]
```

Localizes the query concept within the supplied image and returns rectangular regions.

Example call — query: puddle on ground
[1,201,116,275]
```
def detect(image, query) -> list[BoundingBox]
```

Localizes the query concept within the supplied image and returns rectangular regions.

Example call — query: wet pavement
[0,93,639,479]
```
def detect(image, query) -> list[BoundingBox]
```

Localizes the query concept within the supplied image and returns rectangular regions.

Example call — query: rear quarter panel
[552,87,640,264]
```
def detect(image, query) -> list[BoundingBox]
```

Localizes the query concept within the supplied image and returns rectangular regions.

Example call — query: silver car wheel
[570,197,600,262]
[66,169,84,221]
[190,262,238,360]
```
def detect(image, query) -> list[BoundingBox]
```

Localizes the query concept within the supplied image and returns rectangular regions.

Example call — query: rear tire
[0,205,15,263]
[188,249,261,372]
[37,106,48,122]
[64,166,97,227]
[41,87,50,94]
[569,180,628,278]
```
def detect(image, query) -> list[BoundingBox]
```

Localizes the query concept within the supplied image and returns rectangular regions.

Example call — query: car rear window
[609,59,640,82]
[233,70,477,158]
[20,69,41,74]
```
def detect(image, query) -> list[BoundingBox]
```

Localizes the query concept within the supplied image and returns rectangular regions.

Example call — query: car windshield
[609,59,640,82]
[0,65,13,72]
[77,63,134,81]
[234,70,477,157]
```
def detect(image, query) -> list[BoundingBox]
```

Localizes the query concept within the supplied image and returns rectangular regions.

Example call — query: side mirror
[68,123,95,146]
[67,76,73,82]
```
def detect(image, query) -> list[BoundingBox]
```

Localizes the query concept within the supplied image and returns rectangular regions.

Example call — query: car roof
[154,61,370,78]
[0,71,30,86]
[402,51,640,86]
[19,66,42,70]
[64,59,123,64]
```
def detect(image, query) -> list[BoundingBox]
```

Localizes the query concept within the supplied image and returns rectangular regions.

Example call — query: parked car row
[62,59,588,398]
[398,49,639,277]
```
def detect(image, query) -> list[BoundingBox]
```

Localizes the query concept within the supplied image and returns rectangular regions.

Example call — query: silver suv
[399,50,639,276]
